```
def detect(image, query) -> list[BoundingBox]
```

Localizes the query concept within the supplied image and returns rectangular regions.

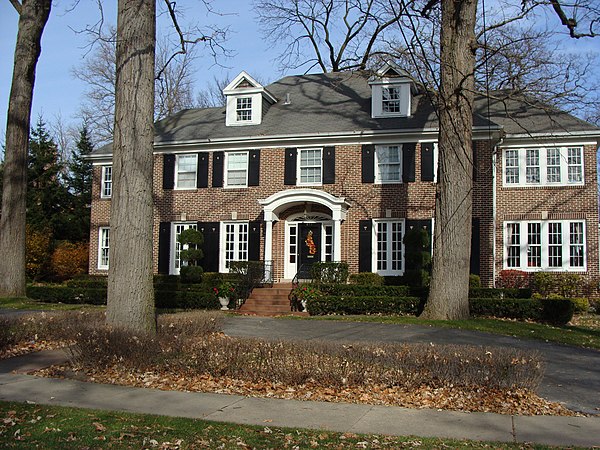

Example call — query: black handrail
[229,260,274,308]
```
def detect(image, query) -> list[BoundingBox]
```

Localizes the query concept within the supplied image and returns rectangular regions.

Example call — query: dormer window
[382,87,401,113]
[224,71,277,127]
[369,62,414,119]
[236,97,253,122]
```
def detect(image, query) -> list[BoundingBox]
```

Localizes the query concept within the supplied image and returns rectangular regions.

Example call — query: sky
[0,0,288,149]
[1,1,598,153]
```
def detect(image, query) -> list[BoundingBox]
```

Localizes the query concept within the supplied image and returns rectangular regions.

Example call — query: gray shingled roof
[92,71,599,156]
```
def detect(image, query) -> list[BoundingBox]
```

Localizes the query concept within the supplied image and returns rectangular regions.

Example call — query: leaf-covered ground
[0,401,564,449]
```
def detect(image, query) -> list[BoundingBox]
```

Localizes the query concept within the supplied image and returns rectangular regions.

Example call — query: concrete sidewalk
[1,349,599,447]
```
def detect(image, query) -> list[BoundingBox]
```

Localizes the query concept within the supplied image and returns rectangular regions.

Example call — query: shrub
[469,274,481,288]
[66,275,108,289]
[403,225,431,287]
[25,225,53,281]
[311,262,349,284]
[469,287,532,299]
[180,265,203,283]
[570,297,590,313]
[533,272,584,299]
[541,298,574,326]
[27,285,107,305]
[349,272,384,285]
[307,295,421,316]
[497,270,530,289]
[50,241,89,282]
[469,297,542,321]
[318,284,411,297]
[154,290,219,310]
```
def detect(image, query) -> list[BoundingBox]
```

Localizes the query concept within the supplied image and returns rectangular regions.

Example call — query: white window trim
[174,154,198,190]
[219,221,250,272]
[236,97,253,122]
[171,222,198,275]
[97,227,110,270]
[503,220,587,271]
[224,151,249,188]
[375,144,403,184]
[372,218,405,276]
[297,147,323,186]
[502,146,584,187]
[100,165,112,199]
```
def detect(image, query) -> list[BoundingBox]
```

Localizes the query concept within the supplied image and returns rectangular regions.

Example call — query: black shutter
[162,154,175,189]
[197,153,209,188]
[212,152,224,187]
[284,148,297,185]
[199,222,220,273]
[248,149,260,186]
[158,222,171,274]
[359,220,373,272]
[470,218,480,275]
[323,146,335,184]
[420,143,435,182]
[361,144,375,183]
[248,221,261,261]
[472,140,477,182]
[402,143,416,182]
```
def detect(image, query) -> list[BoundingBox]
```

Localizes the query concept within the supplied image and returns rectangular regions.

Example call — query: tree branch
[9,0,22,14]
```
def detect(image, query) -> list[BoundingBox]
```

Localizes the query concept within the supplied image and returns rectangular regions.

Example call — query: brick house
[88,66,600,287]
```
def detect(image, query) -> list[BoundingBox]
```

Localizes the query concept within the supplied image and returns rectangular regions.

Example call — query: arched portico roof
[259,189,350,221]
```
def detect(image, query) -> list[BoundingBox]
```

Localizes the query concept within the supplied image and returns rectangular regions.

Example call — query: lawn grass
[0,297,102,311]
[0,401,564,449]
[291,314,600,350]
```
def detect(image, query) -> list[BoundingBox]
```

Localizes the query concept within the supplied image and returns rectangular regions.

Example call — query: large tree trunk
[0,0,52,298]
[106,0,156,333]
[421,0,477,320]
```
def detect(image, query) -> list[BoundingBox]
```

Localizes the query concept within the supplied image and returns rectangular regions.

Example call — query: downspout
[492,137,504,288]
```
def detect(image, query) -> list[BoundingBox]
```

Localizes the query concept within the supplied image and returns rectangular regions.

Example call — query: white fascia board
[223,71,262,93]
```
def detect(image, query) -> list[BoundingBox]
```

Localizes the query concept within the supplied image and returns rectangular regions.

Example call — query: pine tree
[67,124,94,242]
[27,118,72,240]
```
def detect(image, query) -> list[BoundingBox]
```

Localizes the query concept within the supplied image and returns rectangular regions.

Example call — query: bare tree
[196,75,229,107]
[73,32,200,145]
[106,0,156,333]
[254,0,414,72]
[0,0,52,298]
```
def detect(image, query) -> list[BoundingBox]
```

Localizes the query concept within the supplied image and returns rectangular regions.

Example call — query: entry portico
[259,189,350,280]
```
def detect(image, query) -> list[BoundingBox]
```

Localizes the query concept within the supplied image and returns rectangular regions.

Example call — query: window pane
[567,147,583,183]
[225,223,249,269]
[382,87,401,113]
[226,152,248,186]
[548,223,562,267]
[299,149,322,184]
[236,97,252,121]
[177,155,197,188]
[570,222,584,267]
[506,223,520,268]
[546,148,561,183]
[527,223,541,267]
[377,146,401,182]
[102,166,112,197]
[505,150,519,184]
[377,222,388,271]
[525,149,540,183]
[100,228,110,268]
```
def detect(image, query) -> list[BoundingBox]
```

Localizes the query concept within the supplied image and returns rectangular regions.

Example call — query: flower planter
[219,297,230,310]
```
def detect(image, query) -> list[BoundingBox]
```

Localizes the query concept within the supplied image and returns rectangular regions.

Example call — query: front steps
[237,283,308,316]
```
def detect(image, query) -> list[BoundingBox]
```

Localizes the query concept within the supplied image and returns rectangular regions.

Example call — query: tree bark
[106,0,156,333]
[0,0,52,298]
[421,0,477,320]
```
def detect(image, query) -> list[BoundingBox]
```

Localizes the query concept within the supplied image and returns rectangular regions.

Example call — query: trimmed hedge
[469,287,532,299]
[317,284,411,297]
[27,285,220,310]
[27,285,107,305]
[469,297,574,325]
[307,295,421,316]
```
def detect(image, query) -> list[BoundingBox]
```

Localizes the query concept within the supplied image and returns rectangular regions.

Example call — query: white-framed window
[375,145,402,183]
[225,151,249,187]
[175,154,197,189]
[221,222,249,272]
[172,222,197,274]
[236,97,252,122]
[503,220,586,271]
[101,166,112,198]
[503,146,584,187]
[382,87,401,113]
[373,219,404,276]
[298,148,322,185]
[98,227,110,270]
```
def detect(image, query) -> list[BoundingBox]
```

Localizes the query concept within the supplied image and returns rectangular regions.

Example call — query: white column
[333,219,342,262]
[264,219,274,281]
